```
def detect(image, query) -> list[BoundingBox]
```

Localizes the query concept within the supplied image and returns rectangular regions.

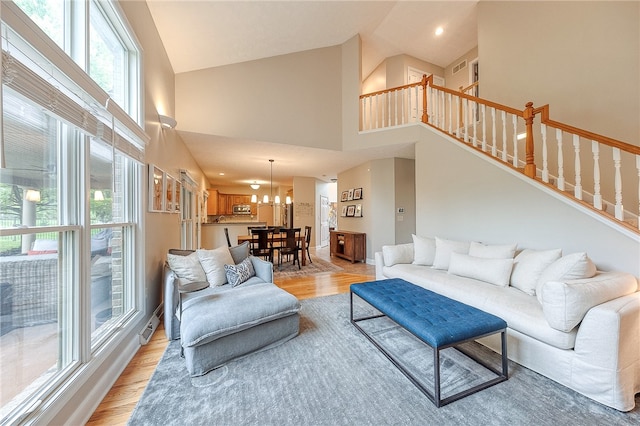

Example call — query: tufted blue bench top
[351,278,507,348]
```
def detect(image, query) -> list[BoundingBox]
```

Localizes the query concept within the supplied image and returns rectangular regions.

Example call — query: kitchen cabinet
[207,189,219,215]
[330,230,366,263]
[215,193,255,215]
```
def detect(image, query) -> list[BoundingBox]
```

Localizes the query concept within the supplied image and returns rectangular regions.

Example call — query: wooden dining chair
[250,228,274,263]
[304,226,313,263]
[223,227,232,247]
[278,228,301,270]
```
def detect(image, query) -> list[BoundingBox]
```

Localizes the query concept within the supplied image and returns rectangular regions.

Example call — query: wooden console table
[330,230,366,263]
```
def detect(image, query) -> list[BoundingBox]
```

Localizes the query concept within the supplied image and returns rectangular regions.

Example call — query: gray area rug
[129,293,639,425]
[273,257,343,278]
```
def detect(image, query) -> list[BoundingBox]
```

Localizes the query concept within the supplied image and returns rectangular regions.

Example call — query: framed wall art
[149,164,165,212]
[346,205,356,217]
[341,191,349,202]
[353,188,362,200]
[354,204,362,217]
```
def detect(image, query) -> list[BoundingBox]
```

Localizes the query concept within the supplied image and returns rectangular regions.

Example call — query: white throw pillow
[412,234,436,266]
[540,272,638,332]
[197,246,235,287]
[448,253,514,287]
[432,237,470,270]
[166,251,207,283]
[382,243,414,266]
[536,252,597,304]
[469,241,517,259]
[510,248,562,295]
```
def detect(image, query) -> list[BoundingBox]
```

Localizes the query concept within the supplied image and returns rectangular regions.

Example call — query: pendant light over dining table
[262,159,280,205]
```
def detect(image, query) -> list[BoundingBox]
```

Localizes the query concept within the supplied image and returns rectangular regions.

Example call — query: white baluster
[414,86,419,123]
[481,104,487,152]
[463,98,468,142]
[512,114,518,167]
[472,102,477,147]
[401,89,405,125]
[501,111,507,162]
[361,98,366,130]
[455,96,460,137]
[440,90,445,129]
[386,92,391,127]
[368,96,373,130]
[394,90,398,126]
[613,148,623,220]
[541,124,549,183]
[573,134,582,200]
[556,128,565,191]
[375,94,380,129]
[591,141,602,210]
[636,155,640,229]
[448,93,453,135]
[491,107,497,156]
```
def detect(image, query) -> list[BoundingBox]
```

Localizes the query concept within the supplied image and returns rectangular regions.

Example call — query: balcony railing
[360,76,640,232]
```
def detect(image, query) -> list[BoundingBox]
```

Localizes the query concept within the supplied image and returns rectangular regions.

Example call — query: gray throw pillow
[229,241,250,264]
[224,257,255,287]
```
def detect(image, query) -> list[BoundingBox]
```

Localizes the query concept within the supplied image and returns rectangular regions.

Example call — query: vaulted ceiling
[145,1,479,187]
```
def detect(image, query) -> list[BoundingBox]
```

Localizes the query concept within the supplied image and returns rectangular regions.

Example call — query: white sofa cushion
[510,248,562,295]
[411,234,436,265]
[540,271,638,332]
[197,246,235,287]
[382,243,414,266]
[448,253,514,287]
[167,251,207,284]
[433,237,470,270]
[381,263,578,349]
[469,241,517,259]
[536,252,597,303]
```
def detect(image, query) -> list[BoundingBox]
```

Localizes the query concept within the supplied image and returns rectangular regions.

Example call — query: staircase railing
[359,76,640,232]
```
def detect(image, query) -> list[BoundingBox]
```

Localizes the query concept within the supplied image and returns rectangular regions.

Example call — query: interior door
[320,196,329,247]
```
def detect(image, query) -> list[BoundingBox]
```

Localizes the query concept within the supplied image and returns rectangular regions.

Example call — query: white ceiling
[145,0,479,187]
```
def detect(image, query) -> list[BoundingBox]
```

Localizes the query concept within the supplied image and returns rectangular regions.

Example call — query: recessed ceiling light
[435,27,444,36]
[219,172,225,176]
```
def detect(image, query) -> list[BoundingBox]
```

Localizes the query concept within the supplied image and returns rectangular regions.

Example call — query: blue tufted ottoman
[350,278,508,407]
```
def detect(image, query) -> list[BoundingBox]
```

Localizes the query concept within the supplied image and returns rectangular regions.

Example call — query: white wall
[415,126,639,276]
[176,46,343,151]
[478,1,639,144]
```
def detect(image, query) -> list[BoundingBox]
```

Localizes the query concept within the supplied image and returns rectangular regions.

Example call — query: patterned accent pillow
[224,257,256,287]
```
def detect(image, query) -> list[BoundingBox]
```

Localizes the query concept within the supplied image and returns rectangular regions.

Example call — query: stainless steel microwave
[232,205,251,215]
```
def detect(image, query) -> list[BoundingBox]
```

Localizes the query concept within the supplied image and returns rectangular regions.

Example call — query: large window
[0,1,145,423]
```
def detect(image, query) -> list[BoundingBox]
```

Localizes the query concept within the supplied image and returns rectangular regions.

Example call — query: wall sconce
[159,114,177,129]
[94,190,105,201]
[25,189,41,202]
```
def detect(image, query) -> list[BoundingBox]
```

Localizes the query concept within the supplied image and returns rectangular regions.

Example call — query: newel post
[523,102,536,178]
[421,75,428,123]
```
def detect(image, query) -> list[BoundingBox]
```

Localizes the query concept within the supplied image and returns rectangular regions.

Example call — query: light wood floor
[86,246,374,425]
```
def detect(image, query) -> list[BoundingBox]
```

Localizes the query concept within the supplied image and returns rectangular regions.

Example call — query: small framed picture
[353,188,362,200]
[341,191,349,202]
[354,204,362,217]
[347,188,354,201]
[341,205,348,216]
[346,205,356,217]
[149,164,165,212]
[165,174,176,212]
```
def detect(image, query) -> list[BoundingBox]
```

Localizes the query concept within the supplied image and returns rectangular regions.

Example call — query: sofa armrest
[375,251,386,280]
[250,256,274,283]
[163,263,180,340]
[571,291,640,411]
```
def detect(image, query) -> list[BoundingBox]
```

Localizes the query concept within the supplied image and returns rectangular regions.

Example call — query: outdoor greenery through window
[1,1,144,423]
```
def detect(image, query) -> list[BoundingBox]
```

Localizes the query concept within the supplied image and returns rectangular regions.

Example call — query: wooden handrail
[534,105,640,155]
[459,81,479,93]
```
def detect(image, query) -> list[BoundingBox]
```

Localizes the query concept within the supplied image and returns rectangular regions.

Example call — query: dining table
[237,231,307,266]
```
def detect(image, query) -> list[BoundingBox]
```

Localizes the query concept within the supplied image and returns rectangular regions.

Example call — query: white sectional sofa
[375,235,640,411]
